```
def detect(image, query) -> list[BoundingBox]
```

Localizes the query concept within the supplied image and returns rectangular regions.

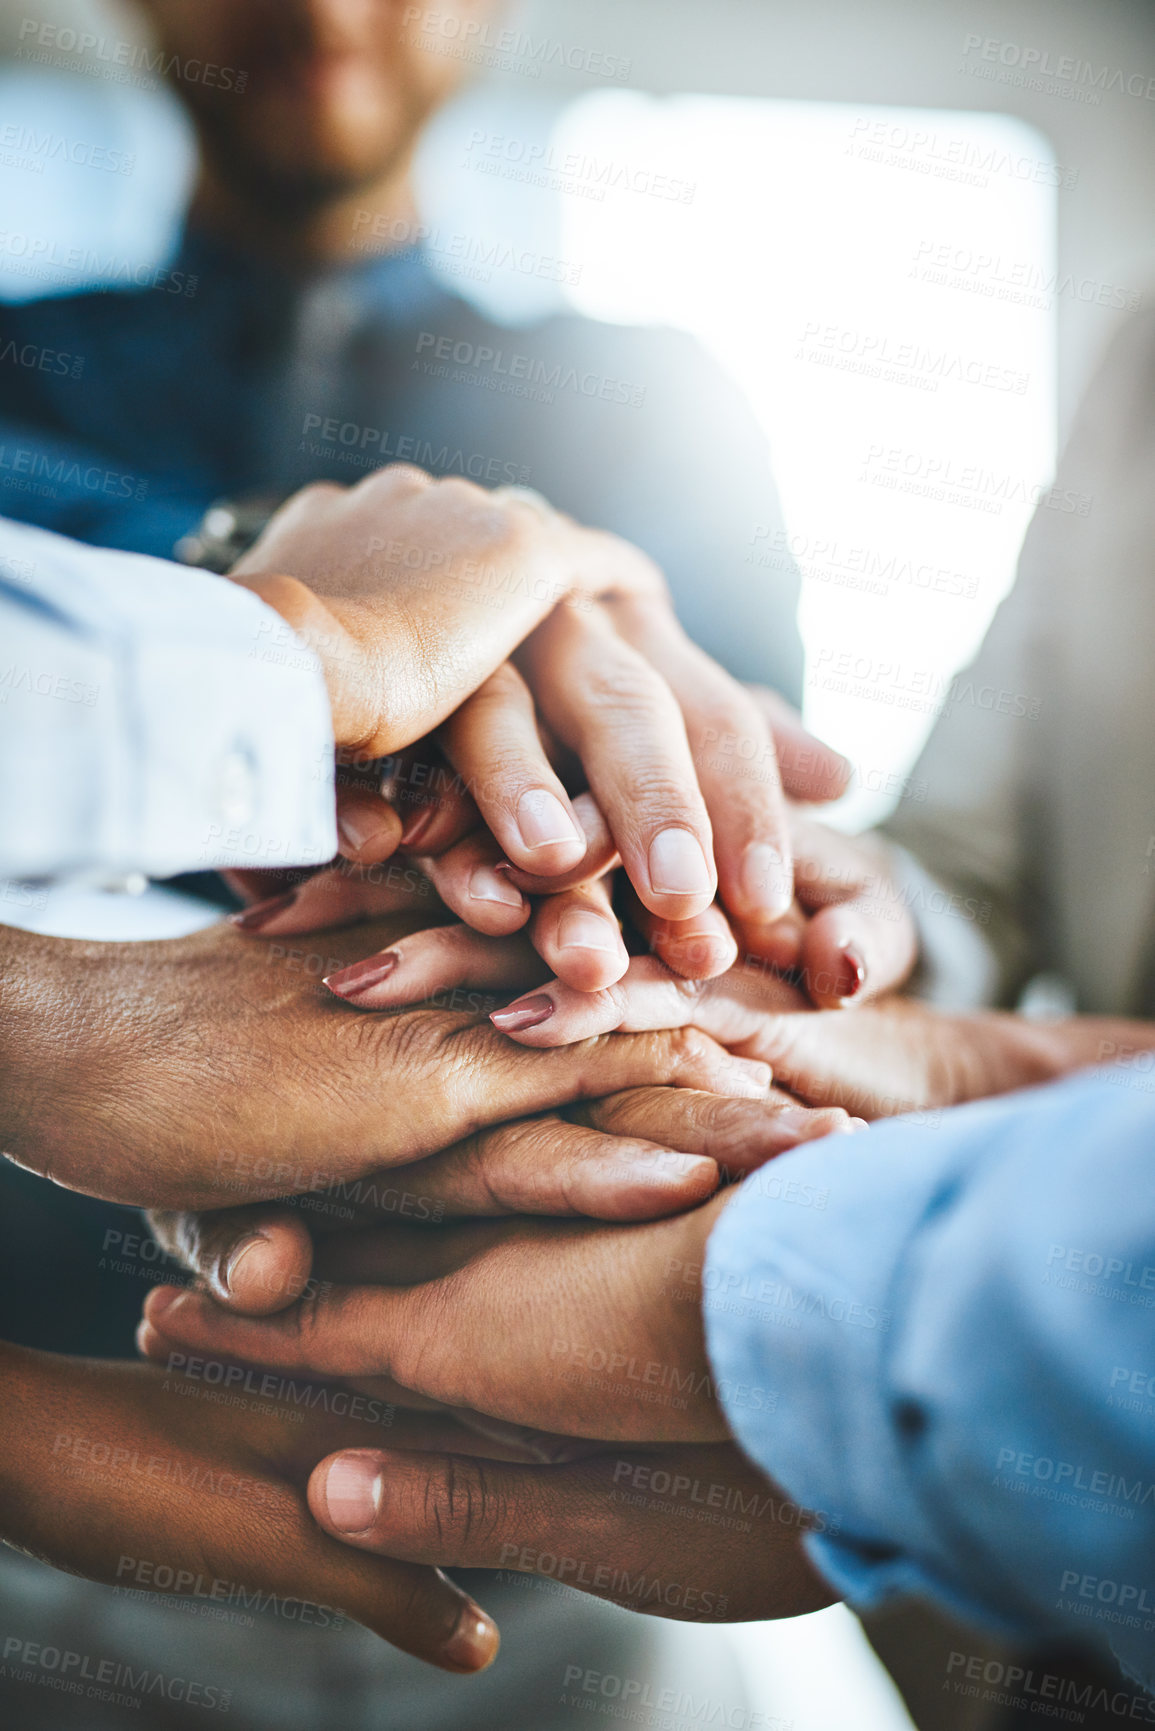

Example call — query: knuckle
[438,1456,504,1553]
[376,462,432,492]
[661,1024,711,1074]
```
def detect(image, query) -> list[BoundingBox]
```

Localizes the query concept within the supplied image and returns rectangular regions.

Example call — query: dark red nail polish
[490,994,555,1032]
[324,951,400,999]
[229,890,297,931]
[834,946,865,1000]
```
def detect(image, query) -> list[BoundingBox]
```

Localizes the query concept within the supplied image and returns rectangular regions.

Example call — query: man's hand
[231,465,664,761]
[305,1440,835,1624]
[147,1086,859,1317]
[0,1341,504,1671]
[140,1195,734,1442]
[230,463,854,945]
[0,913,774,1212]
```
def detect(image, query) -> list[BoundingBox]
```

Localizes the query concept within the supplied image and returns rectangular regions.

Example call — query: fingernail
[338,808,395,854]
[768,1106,821,1140]
[834,945,865,1000]
[145,1287,184,1322]
[324,951,400,998]
[321,1453,382,1534]
[516,789,582,853]
[648,828,713,899]
[399,803,436,849]
[847,1117,870,1134]
[741,842,793,919]
[727,1057,773,1097]
[470,865,524,908]
[491,994,555,1032]
[224,1233,268,1296]
[229,891,296,931]
[557,908,621,954]
[443,1603,500,1671]
[624,1151,714,1183]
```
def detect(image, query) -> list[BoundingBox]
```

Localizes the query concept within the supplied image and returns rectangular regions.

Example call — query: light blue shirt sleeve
[0,517,336,880]
[704,1070,1155,1693]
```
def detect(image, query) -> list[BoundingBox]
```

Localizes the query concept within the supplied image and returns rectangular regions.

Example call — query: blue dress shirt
[705,1071,1155,1694]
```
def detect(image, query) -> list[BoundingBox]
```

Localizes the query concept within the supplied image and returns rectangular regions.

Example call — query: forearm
[959,1010,1155,1104]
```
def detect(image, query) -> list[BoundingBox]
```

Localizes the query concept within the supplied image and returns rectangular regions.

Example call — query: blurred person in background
[0,0,801,695]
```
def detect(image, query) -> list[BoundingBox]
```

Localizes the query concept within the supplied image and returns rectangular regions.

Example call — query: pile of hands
[2,467,1016,1673]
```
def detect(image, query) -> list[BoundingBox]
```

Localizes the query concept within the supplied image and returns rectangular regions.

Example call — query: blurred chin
[206,84,410,202]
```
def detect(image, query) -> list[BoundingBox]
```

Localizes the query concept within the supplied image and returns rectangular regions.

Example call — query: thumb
[148,1204,315,1315]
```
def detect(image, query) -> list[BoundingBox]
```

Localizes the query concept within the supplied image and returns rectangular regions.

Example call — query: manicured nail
[400,803,436,849]
[834,945,865,1000]
[324,951,400,998]
[321,1453,381,1534]
[648,828,714,899]
[740,842,793,919]
[516,789,583,853]
[557,908,621,954]
[491,994,555,1032]
[229,891,296,931]
[338,807,396,854]
[470,865,524,908]
[224,1233,268,1297]
[846,1117,870,1133]
[443,1603,500,1671]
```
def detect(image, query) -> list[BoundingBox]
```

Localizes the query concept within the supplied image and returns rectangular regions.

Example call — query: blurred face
[139,0,500,210]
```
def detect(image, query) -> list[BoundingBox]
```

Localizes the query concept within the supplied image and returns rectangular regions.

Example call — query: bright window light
[545,93,1057,826]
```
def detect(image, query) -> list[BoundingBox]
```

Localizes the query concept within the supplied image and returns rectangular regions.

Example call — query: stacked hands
[5,463,1029,1676]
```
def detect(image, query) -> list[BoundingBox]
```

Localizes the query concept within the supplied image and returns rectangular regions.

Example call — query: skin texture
[0,1342,507,1670]
[303,1439,835,1623]
[477,966,1155,1120]
[141,1195,736,1443]
[147,1084,859,1318]
[0,911,782,1214]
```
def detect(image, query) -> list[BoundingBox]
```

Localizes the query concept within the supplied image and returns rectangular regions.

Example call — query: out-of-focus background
[4,0,1155,824]
[1,2,1153,1727]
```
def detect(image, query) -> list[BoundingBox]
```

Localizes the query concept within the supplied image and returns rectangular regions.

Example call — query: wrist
[230,572,369,750]
[0,927,69,1158]
[950,1010,1086,1104]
